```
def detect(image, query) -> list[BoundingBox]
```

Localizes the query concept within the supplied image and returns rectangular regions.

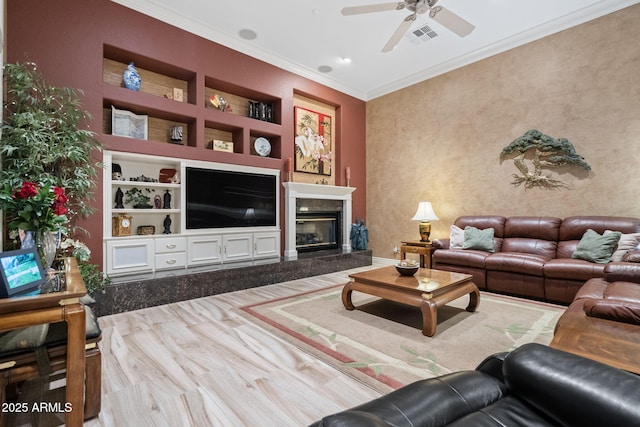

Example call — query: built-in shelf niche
[102,98,197,148]
[204,76,281,125]
[100,44,285,160]
[204,121,243,154]
[103,45,196,104]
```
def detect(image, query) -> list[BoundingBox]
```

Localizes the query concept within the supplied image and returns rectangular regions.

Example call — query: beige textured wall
[366,5,640,260]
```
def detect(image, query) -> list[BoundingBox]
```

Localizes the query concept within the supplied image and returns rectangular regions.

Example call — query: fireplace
[282,182,355,260]
[296,211,341,252]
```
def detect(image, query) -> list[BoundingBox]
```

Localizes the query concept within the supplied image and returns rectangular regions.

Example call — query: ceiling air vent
[406,24,438,44]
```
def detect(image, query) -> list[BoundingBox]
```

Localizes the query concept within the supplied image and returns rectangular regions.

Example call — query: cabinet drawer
[155,237,187,253]
[155,252,187,270]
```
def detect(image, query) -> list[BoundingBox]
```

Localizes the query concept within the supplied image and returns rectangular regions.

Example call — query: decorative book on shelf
[111,106,148,140]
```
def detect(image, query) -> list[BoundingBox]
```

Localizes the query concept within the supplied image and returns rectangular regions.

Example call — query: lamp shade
[411,202,439,222]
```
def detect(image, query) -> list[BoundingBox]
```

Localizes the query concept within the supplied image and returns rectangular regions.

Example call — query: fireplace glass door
[296,212,340,252]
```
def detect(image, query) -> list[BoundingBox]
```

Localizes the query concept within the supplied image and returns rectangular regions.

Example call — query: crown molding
[112,0,638,102]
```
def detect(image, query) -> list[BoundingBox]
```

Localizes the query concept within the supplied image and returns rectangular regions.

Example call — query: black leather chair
[310,343,640,426]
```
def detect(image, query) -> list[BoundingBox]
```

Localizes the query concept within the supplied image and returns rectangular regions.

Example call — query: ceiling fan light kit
[342,0,475,52]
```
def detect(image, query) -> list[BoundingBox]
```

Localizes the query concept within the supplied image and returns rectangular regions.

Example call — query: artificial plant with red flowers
[0,181,68,232]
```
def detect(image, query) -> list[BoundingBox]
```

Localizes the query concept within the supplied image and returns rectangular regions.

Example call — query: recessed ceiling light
[339,57,352,64]
[238,29,257,40]
[318,65,333,73]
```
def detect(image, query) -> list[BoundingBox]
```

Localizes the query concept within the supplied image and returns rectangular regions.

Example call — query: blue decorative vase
[123,62,141,91]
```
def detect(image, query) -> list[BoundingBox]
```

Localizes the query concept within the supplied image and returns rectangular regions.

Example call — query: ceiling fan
[341,0,475,52]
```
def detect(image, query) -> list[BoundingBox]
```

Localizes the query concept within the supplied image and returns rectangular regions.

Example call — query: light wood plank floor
[84,262,389,426]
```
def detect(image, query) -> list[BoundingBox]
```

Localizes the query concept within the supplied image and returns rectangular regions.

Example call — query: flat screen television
[185,167,277,229]
[0,248,47,298]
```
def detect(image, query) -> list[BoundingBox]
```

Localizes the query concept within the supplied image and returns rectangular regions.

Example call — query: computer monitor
[0,248,47,298]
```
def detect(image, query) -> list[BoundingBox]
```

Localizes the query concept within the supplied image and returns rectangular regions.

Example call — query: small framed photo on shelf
[111,106,148,140]
[212,139,234,153]
[173,88,184,103]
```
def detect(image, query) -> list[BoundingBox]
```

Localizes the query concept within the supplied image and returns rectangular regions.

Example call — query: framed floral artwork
[294,106,332,176]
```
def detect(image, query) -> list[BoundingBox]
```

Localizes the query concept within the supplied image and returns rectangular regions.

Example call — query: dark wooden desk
[0,258,87,426]
[400,241,435,269]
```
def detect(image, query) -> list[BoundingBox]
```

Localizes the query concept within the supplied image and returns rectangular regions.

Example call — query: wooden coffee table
[342,266,480,337]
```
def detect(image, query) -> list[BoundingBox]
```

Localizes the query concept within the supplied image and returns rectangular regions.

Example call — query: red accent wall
[6,0,366,266]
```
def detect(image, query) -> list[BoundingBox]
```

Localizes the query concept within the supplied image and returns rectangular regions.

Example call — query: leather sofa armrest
[583,299,640,325]
[504,343,640,427]
[475,351,507,382]
[604,262,640,283]
[623,249,640,263]
[311,371,507,427]
[432,238,450,250]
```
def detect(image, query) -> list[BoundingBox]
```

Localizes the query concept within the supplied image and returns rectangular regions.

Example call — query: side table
[0,258,86,426]
[400,241,434,269]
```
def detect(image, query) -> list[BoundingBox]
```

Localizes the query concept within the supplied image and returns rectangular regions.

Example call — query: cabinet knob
[166,244,176,249]
[166,259,176,264]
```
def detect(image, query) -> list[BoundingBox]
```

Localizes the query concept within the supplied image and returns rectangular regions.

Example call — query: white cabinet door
[187,235,223,265]
[253,232,280,259]
[223,234,252,262]
[105,239,154,275]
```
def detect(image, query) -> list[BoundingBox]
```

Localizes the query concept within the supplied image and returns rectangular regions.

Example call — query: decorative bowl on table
[395,260,419,276]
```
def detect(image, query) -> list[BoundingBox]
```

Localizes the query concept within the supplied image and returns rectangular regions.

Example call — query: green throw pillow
[463,226,495,253]
[572,229,622,263]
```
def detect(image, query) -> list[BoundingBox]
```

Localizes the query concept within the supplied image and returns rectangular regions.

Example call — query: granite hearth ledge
[92,250,372,316]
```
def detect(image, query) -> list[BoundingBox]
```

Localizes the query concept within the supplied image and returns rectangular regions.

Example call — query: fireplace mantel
[282,182,355,260]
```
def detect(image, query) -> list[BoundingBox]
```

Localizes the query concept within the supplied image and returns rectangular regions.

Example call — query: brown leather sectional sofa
[551,262,640,373]
[432,215,640,304]
[432,215,640,373]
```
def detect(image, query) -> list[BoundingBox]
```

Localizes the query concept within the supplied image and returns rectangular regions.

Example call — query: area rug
[240,285,564,393]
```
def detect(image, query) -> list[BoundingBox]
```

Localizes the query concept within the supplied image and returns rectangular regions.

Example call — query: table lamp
[411,202,439,242]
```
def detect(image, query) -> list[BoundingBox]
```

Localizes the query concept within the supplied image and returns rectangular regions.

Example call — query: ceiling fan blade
[341,2,405,16]
[382,14,416,53]
[429,6,475,37]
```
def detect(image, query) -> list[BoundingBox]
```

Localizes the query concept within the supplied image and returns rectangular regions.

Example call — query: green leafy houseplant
[78,262,111,295]
[59,238,111,294]
[1,62,109,292]
[1,62,102,228]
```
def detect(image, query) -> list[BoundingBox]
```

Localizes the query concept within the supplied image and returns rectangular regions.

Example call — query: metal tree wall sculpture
[500,129,591,189]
